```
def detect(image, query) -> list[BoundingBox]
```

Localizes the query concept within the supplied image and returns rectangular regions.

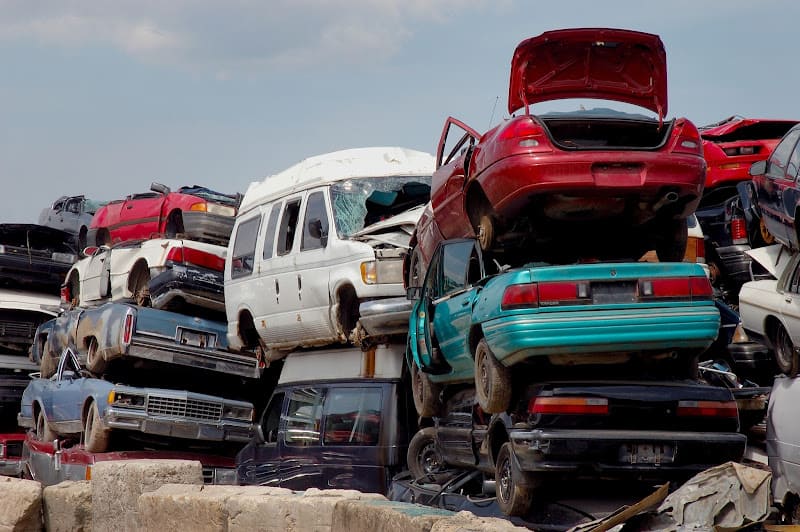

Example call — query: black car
[0,225,77,295]
[407,383,746,517]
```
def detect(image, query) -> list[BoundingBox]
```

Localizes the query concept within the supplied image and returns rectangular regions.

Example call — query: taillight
[639,276,712,300]
[498,118,550,152]
[501,283,538,310]
[60,285,71,304]
[690,276,713,298]
[166,246,184,263]
[671,121,703,155]
[694,237,706,263]
[722,145,757,156]
[730,217,748,244]
[539,282,590,306]
[166,246,224,272]
[676,400,738,418]
[122,312,134,346]
[529,396,609,415]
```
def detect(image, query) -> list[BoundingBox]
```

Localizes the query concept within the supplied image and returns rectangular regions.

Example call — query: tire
[66,273,80,306]
[655,218,688,262]
[85,337,107,375]
[95,228,110,247]
[474,339,511,414]
[166,211,184,239]
[408,247,424,290]
[35,409,56,443]
[774,324,799,377]
[495,442,534,517]
[477,213,495,252]
[84,401,110,453]
[78,227,88,251]
[39,350,58,379]
[407,427,448,481]
[411,363,442,418]
[130,264,151,307]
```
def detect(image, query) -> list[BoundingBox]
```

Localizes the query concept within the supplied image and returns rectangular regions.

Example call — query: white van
[224,147,434,360]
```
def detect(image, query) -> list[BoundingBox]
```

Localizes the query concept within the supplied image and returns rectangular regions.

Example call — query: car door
[80,246,112,302]
[412,247,443,369]
[758,128,800,244]
[42,199,65,228]
[278,386,324,489]
[239,391,285,486]
[115,193,164,242]
[436,390,477,467]
[48,351,84,430]
[432,118,480,240]
[58,198,82,234]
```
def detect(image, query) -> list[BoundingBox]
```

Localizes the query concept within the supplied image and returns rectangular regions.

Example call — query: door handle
[297,275,302,301]
[461,299,470,307]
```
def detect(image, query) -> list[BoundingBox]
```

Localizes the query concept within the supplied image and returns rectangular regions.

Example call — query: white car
[63,238,227,314]
[738,244,796,375]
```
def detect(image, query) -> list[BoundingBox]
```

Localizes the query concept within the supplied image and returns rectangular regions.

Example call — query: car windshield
[330,176,431,237]
[179,186,241,207]
[84,199,108,214]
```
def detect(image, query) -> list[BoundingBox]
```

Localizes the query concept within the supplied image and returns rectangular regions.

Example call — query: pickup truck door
[278,386,324,489]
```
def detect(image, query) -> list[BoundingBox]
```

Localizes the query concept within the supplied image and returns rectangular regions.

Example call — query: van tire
[474,339,511,414]
[407,427,448,481]
[411,363,442,418]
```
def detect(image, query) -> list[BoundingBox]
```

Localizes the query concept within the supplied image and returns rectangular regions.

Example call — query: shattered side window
[330,176,431,238]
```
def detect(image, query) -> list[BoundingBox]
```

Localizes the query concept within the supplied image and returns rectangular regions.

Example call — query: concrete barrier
[42,480,91,532]
[0,475,43,532]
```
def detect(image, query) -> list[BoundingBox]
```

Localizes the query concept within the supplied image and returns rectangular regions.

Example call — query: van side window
[277,199,302,256]
[301,191,329,251]
[323,387,382,446]
[231,216,261,279]
[262,204,281,260]
[284,387,323,446]
[260,391,284,444]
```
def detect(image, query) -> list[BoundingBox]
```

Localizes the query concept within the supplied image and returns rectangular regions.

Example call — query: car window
[262,204,281,260]
[284,387,323,446]
[260,391,284,444]
[767,128,800,179]
[231,216,261,279]
[422,248,442,300]
[440,240,478,296]
[53,200,65,212]
[66,200,81,214]
[323,387,382,446]
[277,199,302,256]
[790,143,800,182]
[301,191,329,251]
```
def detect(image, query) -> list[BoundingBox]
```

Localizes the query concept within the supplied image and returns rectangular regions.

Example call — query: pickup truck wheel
[84,401,110,453]
[474,339,511,414]
[86,338,107,374]
[407,427,448,481]
[411,363,442,418]
[775,324,799,377]
[35,410,56,443]
[495,442,535,517]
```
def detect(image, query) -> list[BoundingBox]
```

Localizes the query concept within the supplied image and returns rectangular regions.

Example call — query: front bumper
[181,212,235,245]
[510,428,746,474]
[359,297,413,337]
[149,265,225,313]
[714,244,753,284]
[105,406,253,442]
[483,306,721,366]
[0,459,23,477]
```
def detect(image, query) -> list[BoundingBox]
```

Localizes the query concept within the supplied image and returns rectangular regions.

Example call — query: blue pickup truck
[30,302,262,379]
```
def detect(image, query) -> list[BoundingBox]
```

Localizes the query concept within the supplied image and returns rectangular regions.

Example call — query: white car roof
[278,344,404,384]
[240,147,435,215]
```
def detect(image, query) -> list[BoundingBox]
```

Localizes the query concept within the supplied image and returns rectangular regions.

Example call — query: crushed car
[0,224,77,295]
[38,195,107,250]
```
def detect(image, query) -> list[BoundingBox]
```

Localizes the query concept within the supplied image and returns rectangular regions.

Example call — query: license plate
[592,281,636,304]
[619,443,674,465]
[177,328,215,348]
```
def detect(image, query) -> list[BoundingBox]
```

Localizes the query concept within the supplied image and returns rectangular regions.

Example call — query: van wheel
[86,337,106,374]
[495,442,535,517]
[407,427,448,481]
[35,409,56,443]
[411,363,442,418]
[774,324,799,377]
[474,339,511,414]
[84,401,110,453]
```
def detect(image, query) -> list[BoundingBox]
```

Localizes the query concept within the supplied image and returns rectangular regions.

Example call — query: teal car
[407,239,721,416]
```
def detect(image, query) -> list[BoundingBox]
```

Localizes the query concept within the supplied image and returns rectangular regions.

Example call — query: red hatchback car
[409,28,706,282]
[87,183,240,247]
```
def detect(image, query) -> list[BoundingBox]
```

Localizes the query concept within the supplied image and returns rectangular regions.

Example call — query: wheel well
[84,335,97,351]
[96,228,110,246]
[32,401,42,421]
[765,316,783,347]
[127,260,150,292]
[237,310,260,349]
[335,284,359,336]
[487,421,509,466]
[166,209,185,234]
[465,184,490,229]
[468,325,484,359]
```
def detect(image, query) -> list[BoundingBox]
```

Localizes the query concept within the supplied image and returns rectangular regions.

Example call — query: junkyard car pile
[9,25,800,529]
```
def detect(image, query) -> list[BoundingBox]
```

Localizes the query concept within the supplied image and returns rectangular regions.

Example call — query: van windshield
[330,176,431,237]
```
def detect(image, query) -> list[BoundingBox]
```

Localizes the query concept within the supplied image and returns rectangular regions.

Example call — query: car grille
[146,396,223,422]
[0,320,36,339]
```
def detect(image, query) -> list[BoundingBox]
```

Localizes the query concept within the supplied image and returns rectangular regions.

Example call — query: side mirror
[254,425,265,444]
[749,160,767,177]
[150,182,171,195]
[308,218,328,247]
[406,286,421,300]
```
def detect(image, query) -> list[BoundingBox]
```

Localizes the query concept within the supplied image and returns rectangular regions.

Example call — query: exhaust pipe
[653,191,680,212]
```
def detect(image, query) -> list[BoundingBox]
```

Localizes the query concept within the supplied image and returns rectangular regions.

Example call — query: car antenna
[487,96,499,129]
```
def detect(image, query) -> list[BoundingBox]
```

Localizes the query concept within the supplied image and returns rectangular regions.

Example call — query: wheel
[411,363,442,418]
[655,218,688,262]
[78,226,88,251]
[474,339,511,414]
[39,349,57,379]
[95,228,110,247]
[774,324,799,377]
[408,247,424,289]
[130,264,151,307]
[495,442,535,517]
[66,273,80,306]
[407,427,448,481]
[759,217,776,246]
[476,213,495,252]
[85,337,107,374]
[84,401,110,453]
[35,409,56,443]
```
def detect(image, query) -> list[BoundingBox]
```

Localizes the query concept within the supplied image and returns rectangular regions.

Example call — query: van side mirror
[308,218,328,247]
[749,160,767,176]
[406,286,421,300]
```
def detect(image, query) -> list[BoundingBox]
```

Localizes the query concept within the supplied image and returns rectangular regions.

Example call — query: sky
[1,0,797,223]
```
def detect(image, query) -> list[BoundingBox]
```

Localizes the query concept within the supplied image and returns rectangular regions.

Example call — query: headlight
[190,202,236,217]
[109,390,146,408]
[222,405,253,421]
[360,260,403,285]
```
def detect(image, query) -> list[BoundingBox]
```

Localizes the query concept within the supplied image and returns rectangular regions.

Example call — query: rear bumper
[510,428,746,474]
[727,340,772,370]
[359,297,413,337]
[149,265,225,313]
[181,212,235,245]
[715,244,753,283]
[104,406,253,442]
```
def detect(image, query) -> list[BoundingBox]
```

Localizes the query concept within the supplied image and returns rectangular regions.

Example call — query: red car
[701,117,799,191]
[409,28,706,283]
[87,183,240,247]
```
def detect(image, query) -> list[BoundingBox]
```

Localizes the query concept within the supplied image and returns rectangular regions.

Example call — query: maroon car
[87,183,240,247]
[409,28,706,283]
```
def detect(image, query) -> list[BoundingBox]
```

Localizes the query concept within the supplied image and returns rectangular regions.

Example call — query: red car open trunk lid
[508,28,668,119]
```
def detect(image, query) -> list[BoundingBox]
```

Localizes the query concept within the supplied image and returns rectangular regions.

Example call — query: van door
[238,391,284,486]
[278,386,324,489]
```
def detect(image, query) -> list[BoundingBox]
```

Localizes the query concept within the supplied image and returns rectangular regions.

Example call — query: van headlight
[360,260,403,285]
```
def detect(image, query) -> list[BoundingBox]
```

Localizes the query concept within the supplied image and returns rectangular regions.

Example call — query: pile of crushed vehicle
[4,26,800,529]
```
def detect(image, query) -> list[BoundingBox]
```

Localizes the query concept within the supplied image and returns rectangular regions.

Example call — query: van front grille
[146,396,223,422]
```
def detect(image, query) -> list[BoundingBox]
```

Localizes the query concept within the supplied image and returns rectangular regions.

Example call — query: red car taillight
[730,217,748,244]
[60,285,71,304]
[676,400,738,418]
[639,276,712,300]
[671,121,703,155]
[501,281,591,310]
[498,118,551,152]
[529,396,609,415]
[166,246,225,272]
[501,283,538,310]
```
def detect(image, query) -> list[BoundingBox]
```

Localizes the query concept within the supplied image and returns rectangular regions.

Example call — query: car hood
[351,205,425,249]
[746,244,792,278]
[508,28,667,119]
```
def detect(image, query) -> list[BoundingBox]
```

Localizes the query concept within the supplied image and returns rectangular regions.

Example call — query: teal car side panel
[431,290,475,376]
